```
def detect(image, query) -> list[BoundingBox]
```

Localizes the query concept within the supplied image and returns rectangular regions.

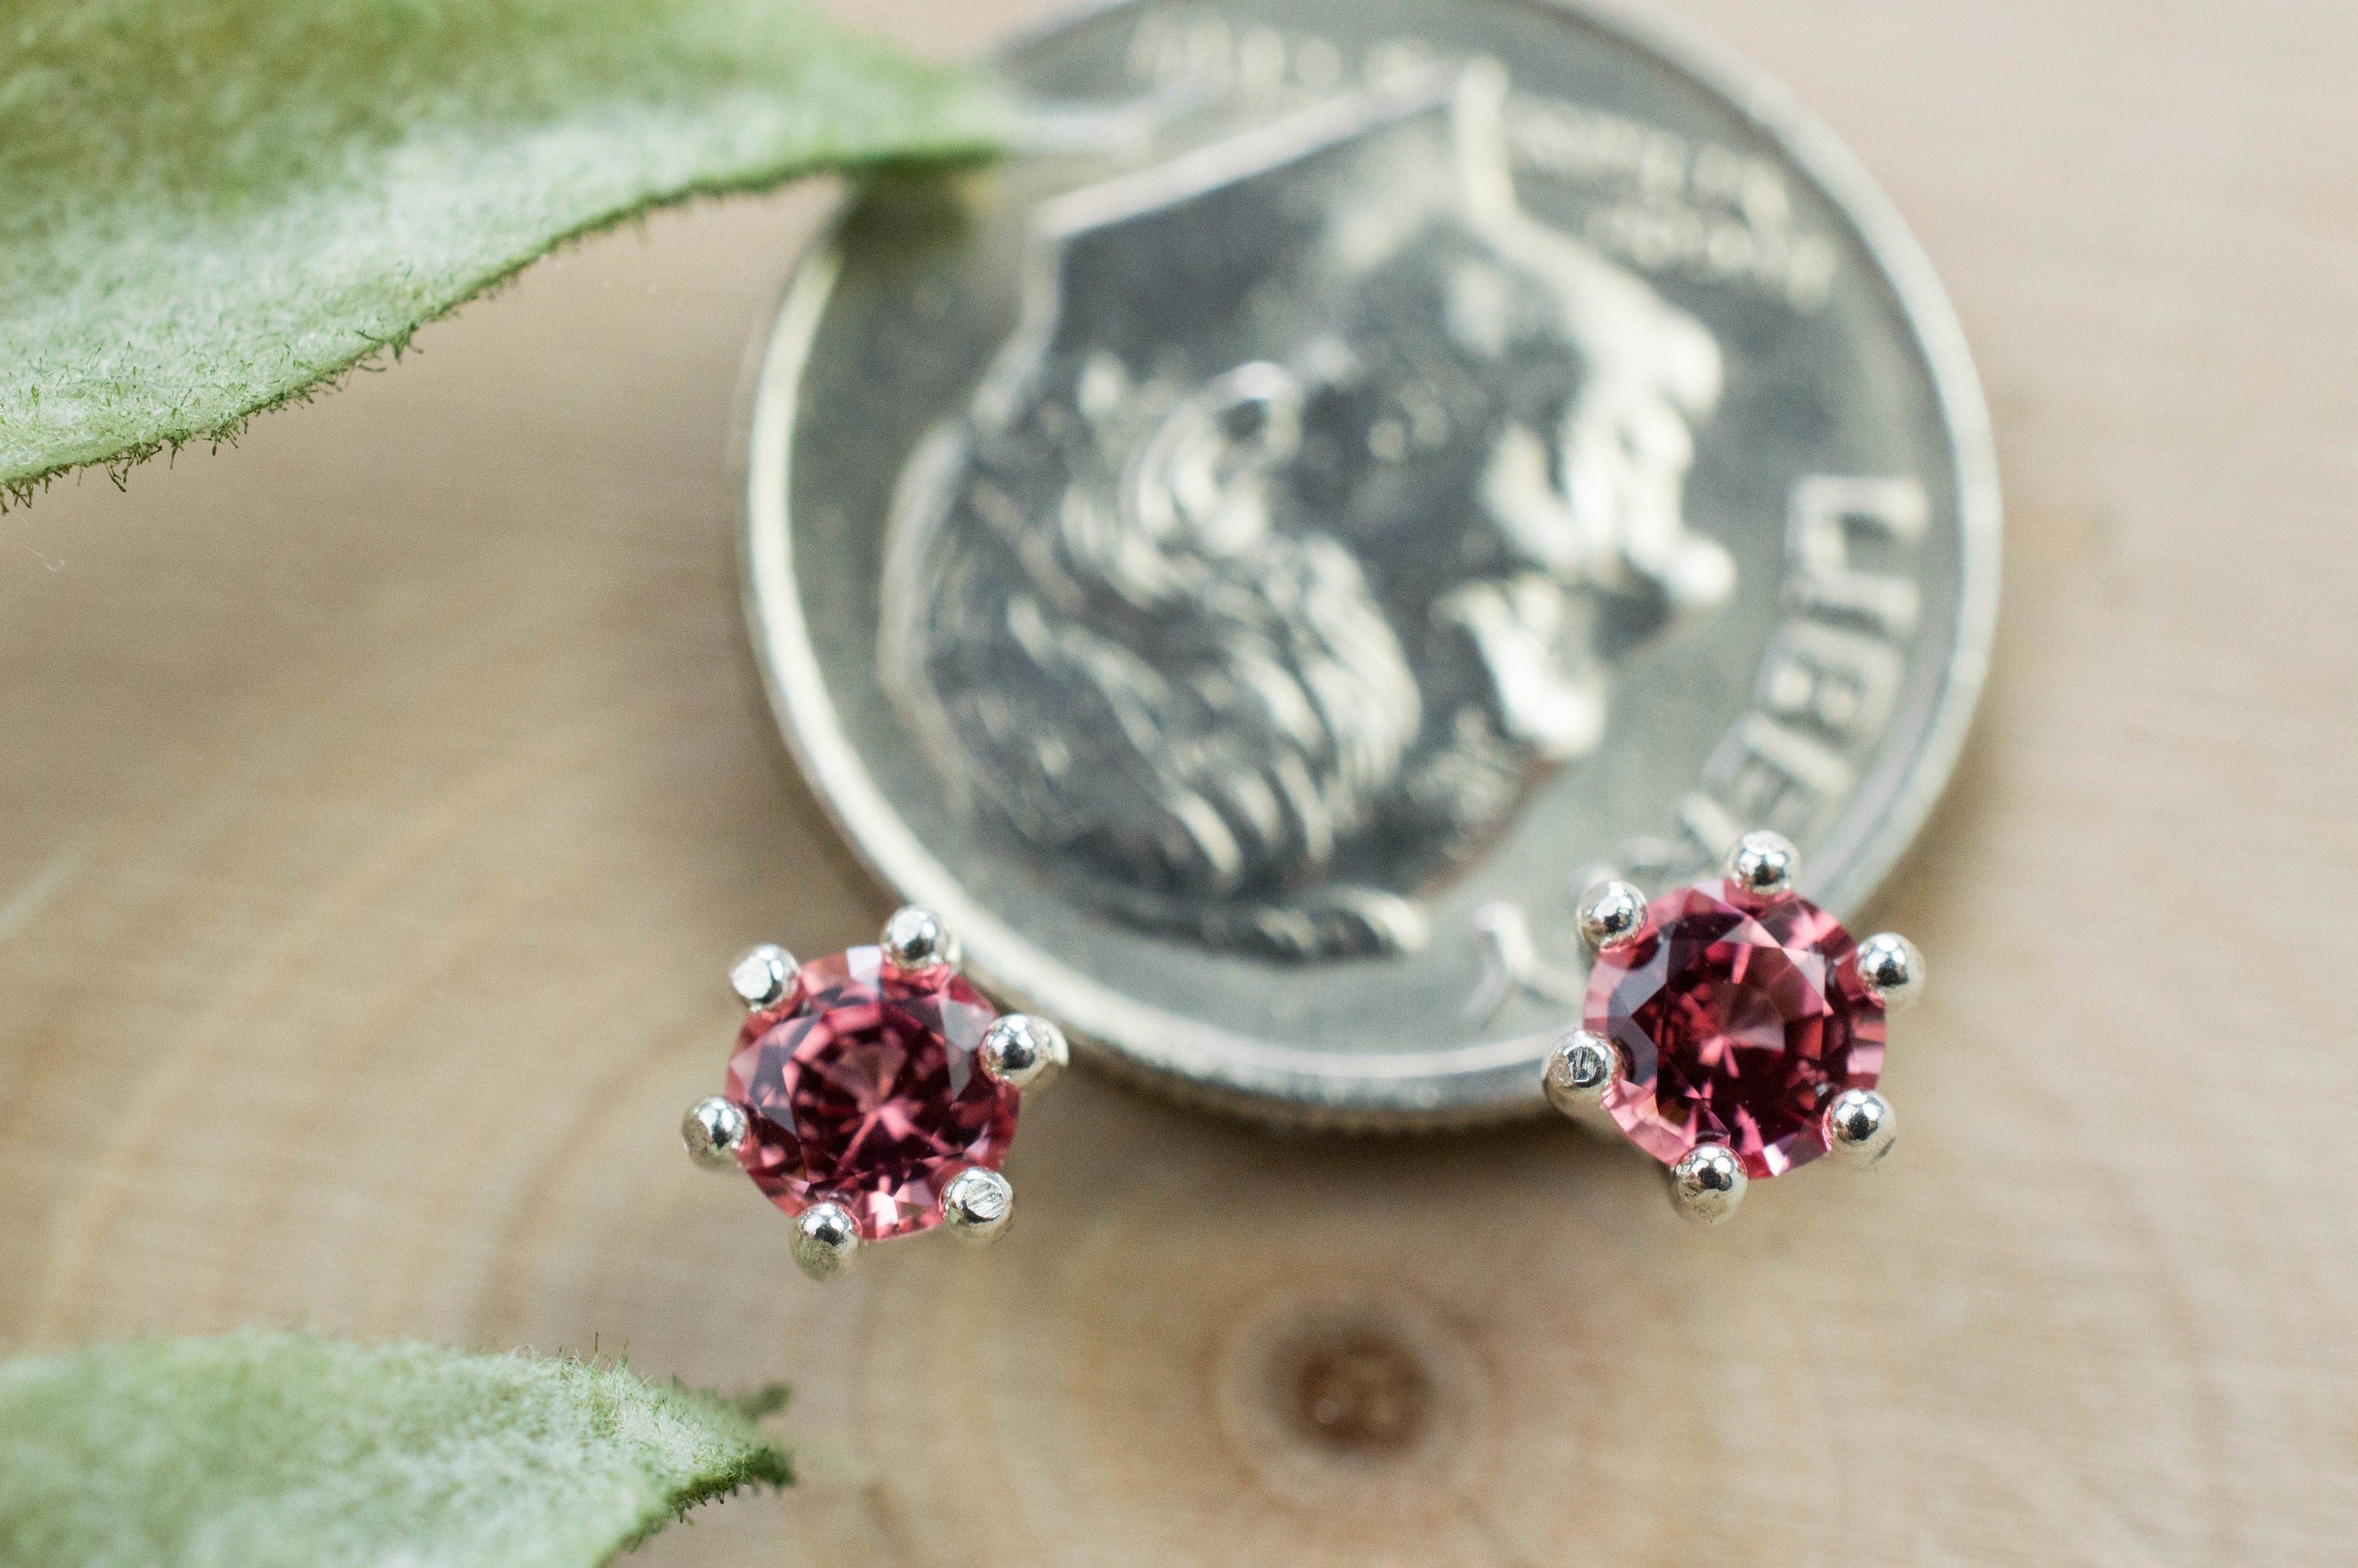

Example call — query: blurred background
[2,0,2353,1561]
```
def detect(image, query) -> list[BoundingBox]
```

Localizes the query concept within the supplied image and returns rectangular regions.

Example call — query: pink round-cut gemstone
[1588,881,1884,1180]
[725,945,1016,1240]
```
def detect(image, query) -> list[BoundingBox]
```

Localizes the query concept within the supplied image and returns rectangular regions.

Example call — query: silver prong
[1824,1088,1897,1166]
[880,905,960,975]
[942,1166,1015,1247]
[729,943,796,1009]
[791,1201,861,1282]
[1576,878,1648,953]
[1853,933,1925,1013]
[1724,831,1798,900]
[681,1096,748,1170]
[1668,1144,1747,1225]
[1541,1029,1621,1115]
[979,1014,1068,1092]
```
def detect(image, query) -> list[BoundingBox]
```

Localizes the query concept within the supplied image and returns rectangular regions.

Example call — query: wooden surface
[5,1,2356,1562]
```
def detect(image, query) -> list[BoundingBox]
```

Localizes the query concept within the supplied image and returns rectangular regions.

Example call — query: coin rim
[737,0,2001,1127]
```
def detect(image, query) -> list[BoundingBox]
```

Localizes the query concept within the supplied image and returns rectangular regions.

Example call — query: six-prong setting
[728,943,796,1010]
[1668,1144,1747,1225]
[1853,932,1926,1013]
[1824,1088,1897,1166]
[880,905,960,975]
[1553,832,1924,1224]
[681,1096,749,1171]
[1543,1029,1622,1115]
[692,920,1042,1281]
[979,1013,1068,1092]
[942,1166,1016,1247]
[791,1201,861,1282]
[1576,878,1649,953]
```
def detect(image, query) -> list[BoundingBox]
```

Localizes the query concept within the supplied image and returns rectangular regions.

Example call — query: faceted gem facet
[725,946,1016,1240]
[1587,881,1884,1180]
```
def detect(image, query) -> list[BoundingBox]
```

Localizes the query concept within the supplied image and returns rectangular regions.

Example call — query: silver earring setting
[682,906,1065,1280]
[1544,832,1921,1225]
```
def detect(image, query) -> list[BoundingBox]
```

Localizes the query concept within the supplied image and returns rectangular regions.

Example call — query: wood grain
[4,0,2356,1562]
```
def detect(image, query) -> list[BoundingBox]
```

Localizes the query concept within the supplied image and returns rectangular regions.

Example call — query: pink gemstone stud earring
[681,905,1067,1280]
[1542,831,1922,1225]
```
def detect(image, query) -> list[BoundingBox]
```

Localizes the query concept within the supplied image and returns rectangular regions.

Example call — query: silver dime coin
[741,0,1999,1126]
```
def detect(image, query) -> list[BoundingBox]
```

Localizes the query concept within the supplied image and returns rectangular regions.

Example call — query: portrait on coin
[882,66,1735,959]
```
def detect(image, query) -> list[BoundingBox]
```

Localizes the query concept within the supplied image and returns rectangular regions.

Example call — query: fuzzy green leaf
[0,0,1010,505]
[0,1331,792,1568]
